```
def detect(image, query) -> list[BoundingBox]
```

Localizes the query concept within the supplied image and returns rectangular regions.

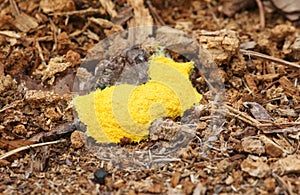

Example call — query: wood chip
[278,76,299,97]
[271,154,300,175]
[40,0,75,13]
[13,12,38,32]
[99,0,117,18]
[170,171,181,188]
[259,135,284,157]
[147,183,163,193]
[33,56,72,85]
[194,29,240,66]
[241,156,270,178]
[127,0,153,26]
[242,136,265,155]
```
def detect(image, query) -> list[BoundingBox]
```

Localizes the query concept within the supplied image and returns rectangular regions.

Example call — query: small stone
[94,168,109,185]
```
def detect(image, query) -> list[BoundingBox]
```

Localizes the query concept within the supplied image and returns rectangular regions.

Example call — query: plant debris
[0,0,300,194]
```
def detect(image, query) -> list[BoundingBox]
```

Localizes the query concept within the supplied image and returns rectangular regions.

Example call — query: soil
[0,0,300,194]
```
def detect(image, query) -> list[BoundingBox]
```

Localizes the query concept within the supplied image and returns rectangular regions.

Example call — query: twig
[35,41,46,65]
[258,122,300,128]
[70,20,91,37]
[225,104,261,128]
[0,30,21,38]
[48,8,102,16]
[272,173,294,195]
[255,0,265,29]
[207,3,220,28]
[146,0,165,25]
[49,18,58,52]
[0,139,66,160]
[0,100,23,113]
[9,0,20,16]
[226,104,300,130]
[240,49,300,69]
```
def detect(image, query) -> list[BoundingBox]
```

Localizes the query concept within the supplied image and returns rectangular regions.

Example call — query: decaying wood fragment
[194,30,240,66]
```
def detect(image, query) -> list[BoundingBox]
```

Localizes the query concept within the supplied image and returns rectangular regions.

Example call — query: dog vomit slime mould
[74,54,202,143]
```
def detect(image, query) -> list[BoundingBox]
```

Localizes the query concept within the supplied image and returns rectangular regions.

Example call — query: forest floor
[0,0,300,194]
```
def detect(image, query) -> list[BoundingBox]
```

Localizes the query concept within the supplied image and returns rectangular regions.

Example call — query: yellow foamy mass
[74,53,202,143]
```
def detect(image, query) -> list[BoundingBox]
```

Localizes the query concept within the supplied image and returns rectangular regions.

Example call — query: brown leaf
[243,102,273,121]
[271,0,300,13]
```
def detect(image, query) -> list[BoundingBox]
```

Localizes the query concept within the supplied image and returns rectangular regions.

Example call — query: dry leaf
[220,0,256,17]
[271,0,300,21]
[243,102,273,121]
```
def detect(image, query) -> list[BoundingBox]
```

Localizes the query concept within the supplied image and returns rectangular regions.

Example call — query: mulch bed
[0,0,300,194]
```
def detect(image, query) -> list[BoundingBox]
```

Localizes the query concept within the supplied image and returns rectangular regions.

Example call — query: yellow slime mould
[74,53,202,143]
